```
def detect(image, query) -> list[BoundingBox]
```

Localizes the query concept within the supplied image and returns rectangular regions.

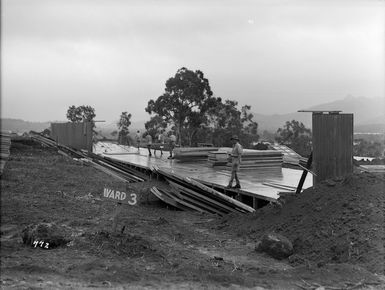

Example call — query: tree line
[65,67,312,157]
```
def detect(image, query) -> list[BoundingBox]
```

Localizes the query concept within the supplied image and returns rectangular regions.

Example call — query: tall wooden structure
[51,122,93,152]
[311,112,353,184]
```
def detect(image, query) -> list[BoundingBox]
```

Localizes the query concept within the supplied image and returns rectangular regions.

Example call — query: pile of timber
[173,147,219,162]
[0,131,11,175]
[207,148,283,169]
[271,144,307,166]
[221,149,283,170]
[151,167,255,215]
[207,151,228,167]
[151,143,170,151]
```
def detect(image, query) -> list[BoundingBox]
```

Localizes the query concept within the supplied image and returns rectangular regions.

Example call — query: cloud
[2,0,384,121]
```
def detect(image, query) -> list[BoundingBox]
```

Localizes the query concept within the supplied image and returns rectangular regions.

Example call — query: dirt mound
[221,172,385,274]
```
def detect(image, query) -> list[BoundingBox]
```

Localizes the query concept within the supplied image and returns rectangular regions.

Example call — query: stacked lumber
[225,150,283,170]
[151,143,170,151]
[173,147,219,162]
[151,167,255,215]
[271,144,307,165]
[207,151,229,167]
[0,131,11,175]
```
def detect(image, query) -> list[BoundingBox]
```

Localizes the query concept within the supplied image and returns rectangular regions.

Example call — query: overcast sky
[2,0,384,124]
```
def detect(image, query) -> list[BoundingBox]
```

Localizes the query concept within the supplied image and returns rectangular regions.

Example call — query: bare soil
[1,139,384,289]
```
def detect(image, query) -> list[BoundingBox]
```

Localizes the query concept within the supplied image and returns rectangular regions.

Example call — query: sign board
[103,187,137,205]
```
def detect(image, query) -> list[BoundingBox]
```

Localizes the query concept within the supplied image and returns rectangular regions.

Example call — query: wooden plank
[184,176,255,213]
[98,160,144,182]
[167,180,237,214]
[154,187,207,214]
[296,152,313,194]
[263,181,296,190]
[150,187,191,211]
[168,182,225,215]
[262,182,295,191]
[156,167,255,213]
[158,169,238,209]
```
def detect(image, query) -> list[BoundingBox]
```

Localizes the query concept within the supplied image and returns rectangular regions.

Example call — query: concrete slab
[94,143,313,201]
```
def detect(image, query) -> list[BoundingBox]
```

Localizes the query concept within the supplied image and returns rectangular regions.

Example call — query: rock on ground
[255,233,293,260]
[21,222,71,248]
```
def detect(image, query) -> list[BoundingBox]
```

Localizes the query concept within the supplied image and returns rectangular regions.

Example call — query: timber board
[166,179,241,214]
[168,181,227,215]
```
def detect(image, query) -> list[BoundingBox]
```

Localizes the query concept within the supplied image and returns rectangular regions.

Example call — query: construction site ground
[1,139,384,289]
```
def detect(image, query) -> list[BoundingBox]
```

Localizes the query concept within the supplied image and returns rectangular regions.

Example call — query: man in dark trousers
[226,135,243,189]
[146,132,153,157]
[168,133,176,159]
[135,130,141,152]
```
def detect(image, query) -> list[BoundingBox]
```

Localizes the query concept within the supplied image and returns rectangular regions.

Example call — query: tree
[207,100,243,146]
[144,115,167,139]
[146,67,219,146]
[276,120,312,156]
[66,105,96,124]
[117,112,132,145]
[353,139,385,158]
[240,105,259,146]
[260,130,276,143]
[206,100,259,148]
[111,130,118,139]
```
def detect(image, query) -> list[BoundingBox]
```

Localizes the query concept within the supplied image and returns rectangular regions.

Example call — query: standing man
[146,132,153,157]
[135,130,141,152]
[155,130,165,156]
[168,132,176,159]
[227,135,243,189]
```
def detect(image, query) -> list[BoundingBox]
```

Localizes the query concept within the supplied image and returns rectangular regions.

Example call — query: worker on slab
[154,129,165,156]
[168,133,176,159]
[135,130,141,152]
[227,135,243,189]
[146,132,153,157]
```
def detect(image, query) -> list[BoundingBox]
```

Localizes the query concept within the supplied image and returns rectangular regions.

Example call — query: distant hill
[1,118,51,133]
[254,96,384,133]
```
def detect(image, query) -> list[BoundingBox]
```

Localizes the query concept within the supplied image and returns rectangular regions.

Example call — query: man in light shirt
[154,130,165,156]
[226,135,243,189]
[168,133,176,159]
[135,130,141,152]
[146,132,153,157]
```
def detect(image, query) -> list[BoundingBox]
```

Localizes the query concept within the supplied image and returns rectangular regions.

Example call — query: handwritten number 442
[32,240,49,249]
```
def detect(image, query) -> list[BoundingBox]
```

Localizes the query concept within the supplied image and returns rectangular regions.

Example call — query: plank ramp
[152,167,255,215]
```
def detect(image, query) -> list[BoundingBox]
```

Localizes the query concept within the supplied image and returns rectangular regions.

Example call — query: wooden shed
[312,112,353,184]
[50,122,93,152]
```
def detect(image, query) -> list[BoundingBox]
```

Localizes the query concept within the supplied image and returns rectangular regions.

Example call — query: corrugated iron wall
[312,113,353,184]
[51,122,93,152]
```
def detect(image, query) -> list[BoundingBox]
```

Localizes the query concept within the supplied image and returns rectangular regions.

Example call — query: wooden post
[111,203,123,232]
[103,182,137,233]
[296,152,312,194]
